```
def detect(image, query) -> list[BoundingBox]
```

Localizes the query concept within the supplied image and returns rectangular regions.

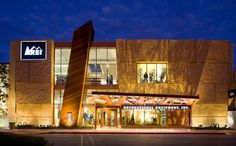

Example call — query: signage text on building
[20,41,47,60]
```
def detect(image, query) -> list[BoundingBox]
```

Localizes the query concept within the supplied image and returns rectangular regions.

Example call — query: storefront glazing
[55,47,71,84]
[87,47,117,85]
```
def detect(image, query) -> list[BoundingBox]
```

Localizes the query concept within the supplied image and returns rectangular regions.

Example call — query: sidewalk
[1,128,236,135]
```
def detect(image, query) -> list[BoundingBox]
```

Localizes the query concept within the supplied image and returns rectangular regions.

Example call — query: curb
[44,132,226,135]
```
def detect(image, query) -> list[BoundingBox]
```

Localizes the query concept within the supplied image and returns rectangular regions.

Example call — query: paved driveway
[39,133,236,146]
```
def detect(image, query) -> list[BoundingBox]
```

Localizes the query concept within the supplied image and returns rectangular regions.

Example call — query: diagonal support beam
[60,21,94,127]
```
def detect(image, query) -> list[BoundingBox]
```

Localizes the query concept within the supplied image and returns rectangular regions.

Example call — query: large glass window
[122,109,162,125]
[54,90,64,126]
[55,48,71,84]
[137,63,167,83]
[82,107,95,127]
[87,47,117,85]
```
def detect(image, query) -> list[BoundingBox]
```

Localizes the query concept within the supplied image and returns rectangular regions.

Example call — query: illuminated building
[7,21,235,128]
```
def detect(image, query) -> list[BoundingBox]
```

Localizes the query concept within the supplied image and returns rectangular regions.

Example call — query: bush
[191,124,232,130]
[16,124,56,129]
[0,132,53,146]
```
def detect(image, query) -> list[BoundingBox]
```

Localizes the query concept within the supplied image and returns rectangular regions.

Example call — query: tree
[0,64,9,117]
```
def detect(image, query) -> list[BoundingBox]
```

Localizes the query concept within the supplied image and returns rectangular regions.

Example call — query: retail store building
[7,21,236,128]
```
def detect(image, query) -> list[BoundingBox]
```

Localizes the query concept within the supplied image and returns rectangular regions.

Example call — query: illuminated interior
[54,90,64,126]
[87,47,117,85]
[91,92,197,128]
[55,47,71,84]
[137,63,167,83]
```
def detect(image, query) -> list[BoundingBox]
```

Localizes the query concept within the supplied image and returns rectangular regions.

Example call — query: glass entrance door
[97,108,118,128]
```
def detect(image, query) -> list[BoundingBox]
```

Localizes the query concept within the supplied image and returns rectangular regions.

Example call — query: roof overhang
[92,91,199,106]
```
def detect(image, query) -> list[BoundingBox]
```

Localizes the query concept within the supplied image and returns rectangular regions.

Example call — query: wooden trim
[86,84,119,89]
[96,105,121,108]
[92,91,199,99]
[55,42,72,47]
[54,84,119,90]
[91,42,116,47]
[55,41,116,48]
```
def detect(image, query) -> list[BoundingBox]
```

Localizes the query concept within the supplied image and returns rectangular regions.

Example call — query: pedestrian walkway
[1,128,236,135]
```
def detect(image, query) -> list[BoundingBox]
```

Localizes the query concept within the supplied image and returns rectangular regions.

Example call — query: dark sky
[0,0,236,66]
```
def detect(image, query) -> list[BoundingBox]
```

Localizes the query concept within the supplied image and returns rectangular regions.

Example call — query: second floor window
[137,63,167,83]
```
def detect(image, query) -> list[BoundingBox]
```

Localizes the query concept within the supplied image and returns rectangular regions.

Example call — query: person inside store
[143,72,148,83]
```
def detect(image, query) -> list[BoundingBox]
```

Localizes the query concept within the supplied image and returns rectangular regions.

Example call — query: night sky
[0,0,236,67]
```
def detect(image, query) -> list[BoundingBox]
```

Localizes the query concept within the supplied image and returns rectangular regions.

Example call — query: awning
[92,91,199,106]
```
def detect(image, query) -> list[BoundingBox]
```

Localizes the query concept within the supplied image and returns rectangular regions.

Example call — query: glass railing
[86,76,118,85]
[55,75,67,85]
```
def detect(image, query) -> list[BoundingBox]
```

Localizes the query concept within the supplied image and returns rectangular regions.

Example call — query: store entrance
[96,108,118,128]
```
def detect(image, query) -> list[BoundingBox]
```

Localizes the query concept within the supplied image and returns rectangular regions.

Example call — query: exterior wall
[9,40,54,126]
[7,38,233,127]
[116,39,233,127]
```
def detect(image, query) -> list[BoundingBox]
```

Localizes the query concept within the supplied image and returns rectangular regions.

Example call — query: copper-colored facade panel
[168,62,187,83]
[15,62,29,83]
[16,83,51,104]
[127,40,169,61]
[167,109,190,126]
[169,40,196,62]
[9,40,54,125]
[116,39,127,63]
[116,39,232,127]
[30,63,51,84]
[59,21,94,127]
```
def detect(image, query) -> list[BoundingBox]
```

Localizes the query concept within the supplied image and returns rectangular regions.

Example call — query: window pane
[54,48,71,85]
[97,48,107,63]
[156,64,167,83]
[137,63,167,83]
[108,48,116,62]
[61,49,71,63]
[89,48,96,63]
[100,64,108,84]
[87,47,117,85]
[54,90,64,104]
[54,90,64,126]
[134,109,144,125]
[61,65,69,74]
[55,49,61,64]
[108,64,117,84]
[147,64,156,83]
[82,107,95,126]
[137,64,147,83]
[55,65,61,74]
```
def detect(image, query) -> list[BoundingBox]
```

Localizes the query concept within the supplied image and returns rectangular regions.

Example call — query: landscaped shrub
[16,124,55,129]
[0,132,53,146]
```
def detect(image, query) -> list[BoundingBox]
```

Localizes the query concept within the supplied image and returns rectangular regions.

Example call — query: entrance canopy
[92,91,199,106]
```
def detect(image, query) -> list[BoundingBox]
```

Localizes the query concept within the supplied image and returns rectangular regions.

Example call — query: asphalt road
[38,134,236,146]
